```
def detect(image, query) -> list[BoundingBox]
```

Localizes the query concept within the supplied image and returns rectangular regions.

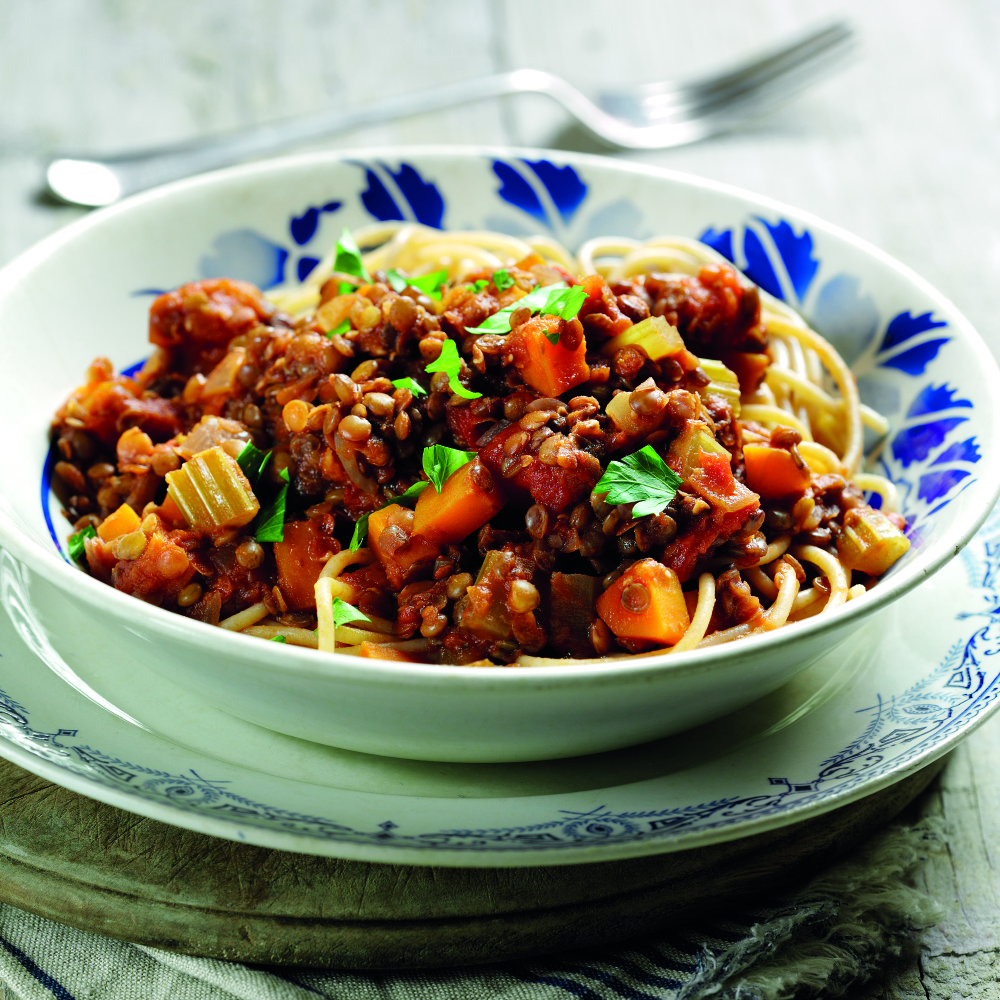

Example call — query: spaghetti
[50,224,911,665]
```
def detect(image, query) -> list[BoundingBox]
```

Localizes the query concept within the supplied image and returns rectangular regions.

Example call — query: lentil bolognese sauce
[50,225,909,665]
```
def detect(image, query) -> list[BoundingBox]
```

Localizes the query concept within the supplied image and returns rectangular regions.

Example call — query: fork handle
[45,70,580,206]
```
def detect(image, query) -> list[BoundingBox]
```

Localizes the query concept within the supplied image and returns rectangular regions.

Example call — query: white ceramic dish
[1,504,1000,867]
[0,147,996,763]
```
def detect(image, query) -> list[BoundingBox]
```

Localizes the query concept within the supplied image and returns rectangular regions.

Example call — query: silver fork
[45,22,854,208]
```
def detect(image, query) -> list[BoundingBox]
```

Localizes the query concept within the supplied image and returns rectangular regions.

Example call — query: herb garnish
[349,480,430,551]
[254,481,288,543]
[391,377,426,397]
[270,634,287,643]
[387,268,448,300]
[326,319,350,339]
[332,596,372,629]
[539,286,587,343]
[465,282,567,335]
[493,268,514,291]
[469,279,488,293]
[594,445,684,518]
[334,227,370,286]
[423,444,475,492]
[68,524,96,563]
[423,339,481,399]
[236,442,272,486]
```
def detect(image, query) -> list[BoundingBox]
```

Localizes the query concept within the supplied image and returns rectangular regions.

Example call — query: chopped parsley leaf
[391,377,427,397]
[541,284,586,321]
[423,339,481,399]
[538,285,587,343]
[423,444,475,493]
[333,228,370,284]
[349,480,429,551]
[594,446,684,519]
[270,634,287,643]
[332,597,372,644]
[326,319,350,339]
[67,524,96,563]
[279,466,290,482]
[253,482,288,543]
[465,282,567,335]
[236,442,272,486]
[469,279,488,293]
[333,226,372,284]
[387,268,448,300]
[493,268,514,291]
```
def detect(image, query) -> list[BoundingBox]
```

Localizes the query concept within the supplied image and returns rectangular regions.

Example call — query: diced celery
[601,315,684,361]
[697,358,742,417]
[667,421,728,482]
[166,446,260,532]
[837,508,910,575]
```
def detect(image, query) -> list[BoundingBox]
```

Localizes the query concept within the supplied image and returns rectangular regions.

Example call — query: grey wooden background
[1,0,998,995]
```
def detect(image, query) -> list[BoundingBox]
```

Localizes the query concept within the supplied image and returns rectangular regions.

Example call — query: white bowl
[0,147,996,763]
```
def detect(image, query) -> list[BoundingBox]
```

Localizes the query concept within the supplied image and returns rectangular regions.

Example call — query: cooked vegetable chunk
[837,506,910,575]
[509,314,589,397]
[596,559,690,647]
[413,460,505,544]
[601,315,684,361]
[165,446,259,533]
[97,502,141,542]
[743,444,812,499]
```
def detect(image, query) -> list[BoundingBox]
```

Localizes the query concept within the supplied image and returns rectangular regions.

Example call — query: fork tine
[605,22,855,125]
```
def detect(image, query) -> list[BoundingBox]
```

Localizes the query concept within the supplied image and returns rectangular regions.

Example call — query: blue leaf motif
[742,229,783,299]
[880,339,951,376]
[892,417,968,467]
[492,161,546,224]
[290,208,320,245]
[699,227,735,262]
[880,311,948,352]
[812,274,879,367]
[289,201,342,245]
[199,229,288,289]
[932,437,981,466]
[757,218,819,301]
[906,383,973,418]
[523,160,587,224]
[918,469,971,504]
[360,169,405,222]
[297,257,320,281]
[383,163,444,228]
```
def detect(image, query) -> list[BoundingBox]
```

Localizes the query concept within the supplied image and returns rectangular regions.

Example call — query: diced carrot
[513,253,547,271]
[743,444,812,500]
[273,519,329,611]
[413,462,505,544]
[156,493,187,526]
[686,450,759,513]
[368,504,440,590]
[510,314,589,397]
[596,559,690,646]
[98,502,142,542]
[358,641,413,662]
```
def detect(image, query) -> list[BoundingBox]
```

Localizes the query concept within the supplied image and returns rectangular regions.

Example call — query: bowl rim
[2,143,998,690]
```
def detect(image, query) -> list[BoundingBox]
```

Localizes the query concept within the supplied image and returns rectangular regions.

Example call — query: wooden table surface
[2,1,998,995]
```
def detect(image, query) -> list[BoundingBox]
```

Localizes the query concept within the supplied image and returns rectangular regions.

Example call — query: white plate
[0,502,998,868]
